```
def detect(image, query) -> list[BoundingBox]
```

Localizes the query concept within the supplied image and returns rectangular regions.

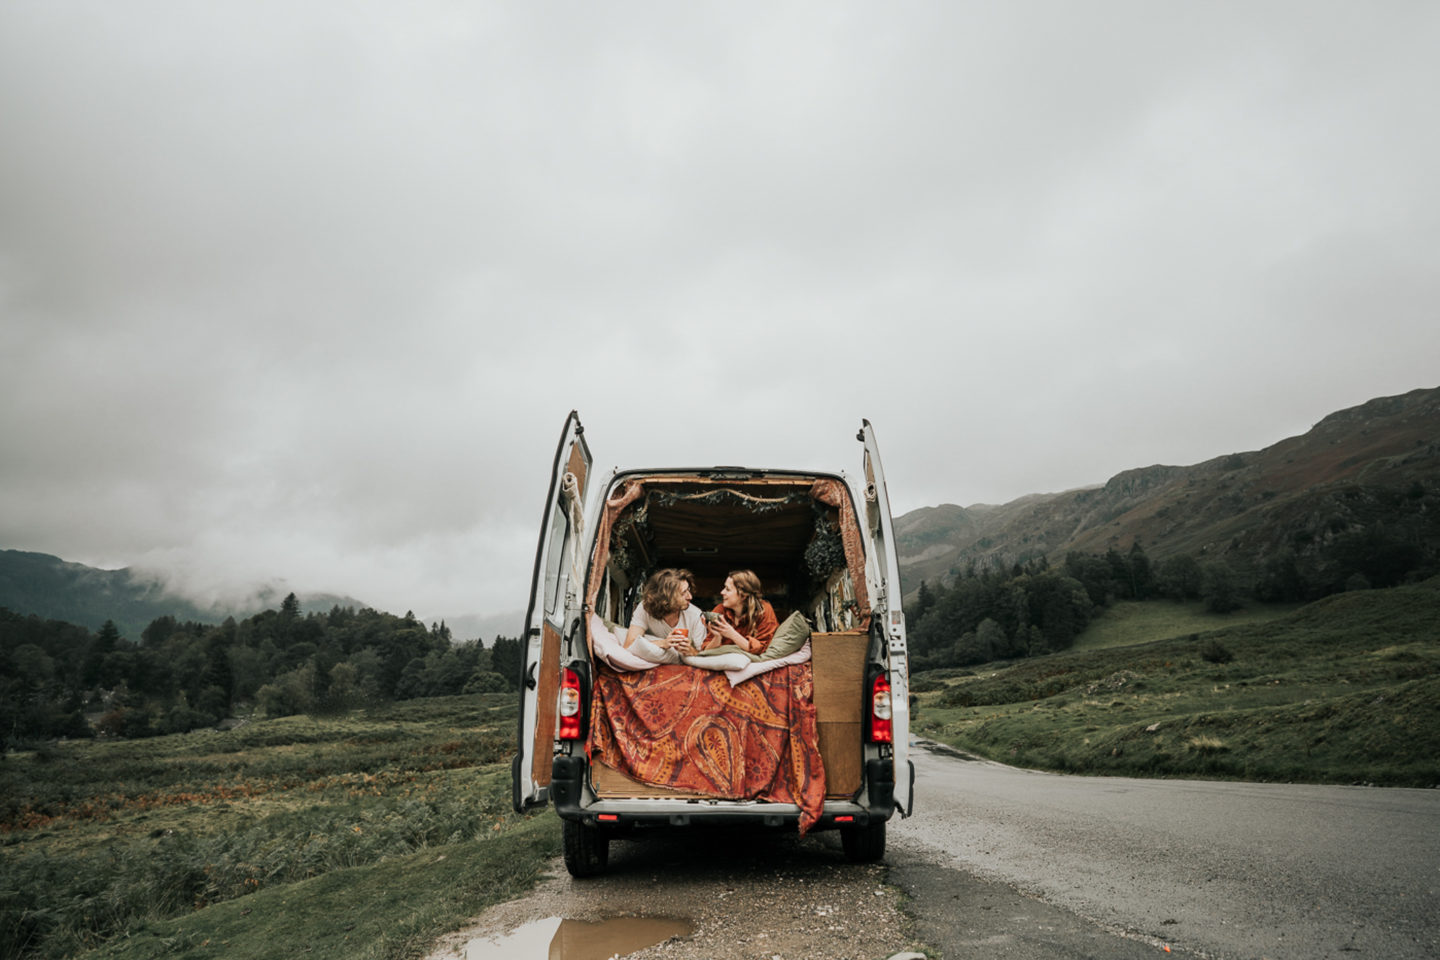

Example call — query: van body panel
[513,413,911,849]
[514,411,591,812]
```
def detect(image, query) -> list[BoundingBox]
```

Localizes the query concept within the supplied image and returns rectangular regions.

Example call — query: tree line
[904,536,1412,672]
[907,476,1440,672]
[0,594,525,746]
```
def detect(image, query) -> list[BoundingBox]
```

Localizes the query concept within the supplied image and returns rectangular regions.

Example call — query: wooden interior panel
[811,632,868,798]
[530,622,561,786]
[810,632,868,723]
[636,481,819,591]
[565,440,588,494]
[592,760,709,798]
[818,721,862,797]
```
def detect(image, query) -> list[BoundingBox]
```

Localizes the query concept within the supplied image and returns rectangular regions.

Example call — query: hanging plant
[649,488,806,514]
[805,515,846,578]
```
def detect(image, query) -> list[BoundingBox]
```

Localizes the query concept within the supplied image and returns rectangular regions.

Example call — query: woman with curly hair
[705,569,779,656]
[624,568,706,660]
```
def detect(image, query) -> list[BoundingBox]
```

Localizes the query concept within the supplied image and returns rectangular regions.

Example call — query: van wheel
[841,820,885,863]
[562,819,610,877]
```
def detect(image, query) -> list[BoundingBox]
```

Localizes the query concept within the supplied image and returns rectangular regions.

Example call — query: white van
[512,412,912,877]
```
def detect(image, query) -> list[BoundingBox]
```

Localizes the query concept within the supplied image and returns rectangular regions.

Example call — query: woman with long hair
[704,569,779,655]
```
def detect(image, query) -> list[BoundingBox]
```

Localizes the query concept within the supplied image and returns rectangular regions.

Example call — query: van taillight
[557,668,583,740]
[869,672,893,744]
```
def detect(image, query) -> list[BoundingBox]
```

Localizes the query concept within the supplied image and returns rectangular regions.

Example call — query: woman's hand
[713,619,749,651]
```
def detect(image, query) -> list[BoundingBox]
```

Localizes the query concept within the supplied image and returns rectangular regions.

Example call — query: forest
[902,539,1406,671]
[0,595,523,746]
[5,526,1433,746]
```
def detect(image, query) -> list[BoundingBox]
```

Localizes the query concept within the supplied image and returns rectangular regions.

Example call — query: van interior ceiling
[589,476,869,634]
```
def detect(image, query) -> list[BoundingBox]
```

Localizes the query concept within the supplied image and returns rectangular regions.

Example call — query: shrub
[463,671,510,694]
[257,663,317,717]
[1199,639,1235,664]
[938,677,1037,708]
[162,704,217,735]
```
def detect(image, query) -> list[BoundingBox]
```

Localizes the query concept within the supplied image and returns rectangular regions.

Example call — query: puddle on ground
[461,915,695,960]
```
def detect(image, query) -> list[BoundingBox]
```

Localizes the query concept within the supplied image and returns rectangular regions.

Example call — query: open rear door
[859,419,912,816]
[513,411,592,812]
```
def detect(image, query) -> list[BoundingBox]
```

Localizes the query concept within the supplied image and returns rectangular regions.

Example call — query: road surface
[890,741,1440,958]
[428,744,1439,959]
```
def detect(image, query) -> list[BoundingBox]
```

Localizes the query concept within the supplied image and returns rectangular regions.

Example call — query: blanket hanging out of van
[588,661,827,833]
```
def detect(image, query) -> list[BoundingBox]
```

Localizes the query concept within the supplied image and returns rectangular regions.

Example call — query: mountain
[0,549,365,642]
[897,386,1440,596]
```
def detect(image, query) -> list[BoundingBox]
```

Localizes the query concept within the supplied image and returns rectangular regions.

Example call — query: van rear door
[860,419,912,815]
[513,411,592,812]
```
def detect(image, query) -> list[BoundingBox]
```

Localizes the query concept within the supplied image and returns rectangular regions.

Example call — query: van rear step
[575,808,883,829]
[550,755,896,824]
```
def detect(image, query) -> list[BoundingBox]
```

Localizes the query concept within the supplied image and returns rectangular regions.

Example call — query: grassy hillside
[1072,599,1304,651]
[0,696,558,960]
[911,579,1440,787]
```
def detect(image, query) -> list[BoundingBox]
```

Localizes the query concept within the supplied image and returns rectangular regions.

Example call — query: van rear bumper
[550,755,895,829]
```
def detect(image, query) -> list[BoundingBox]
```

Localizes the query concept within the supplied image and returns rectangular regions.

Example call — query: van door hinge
[887,609,907,658]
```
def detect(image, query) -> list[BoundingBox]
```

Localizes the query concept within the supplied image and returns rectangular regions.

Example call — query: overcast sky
[2,2,1436,630]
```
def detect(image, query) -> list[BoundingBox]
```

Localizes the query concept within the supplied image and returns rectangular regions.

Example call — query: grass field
[911,578,1440,787]
[6,581,1438,959]
[1072,599,1304,651]
[0,695,559,960]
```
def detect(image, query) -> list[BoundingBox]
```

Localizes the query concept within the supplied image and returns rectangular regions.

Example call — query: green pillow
[760,611,811,660]
[690,612,811,663]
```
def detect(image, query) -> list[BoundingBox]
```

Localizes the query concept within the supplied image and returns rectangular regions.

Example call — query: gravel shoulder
[424,828,920,960]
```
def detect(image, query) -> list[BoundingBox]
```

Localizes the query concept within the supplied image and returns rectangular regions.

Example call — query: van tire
[841,820,885,863]
[562,819,609,877]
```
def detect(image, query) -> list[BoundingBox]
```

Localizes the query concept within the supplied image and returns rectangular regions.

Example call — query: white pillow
[588,614,660,672]
[631,635,680,664]
[683,652,752,671]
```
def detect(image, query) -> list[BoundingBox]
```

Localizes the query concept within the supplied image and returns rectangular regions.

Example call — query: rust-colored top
[711,600,779,655]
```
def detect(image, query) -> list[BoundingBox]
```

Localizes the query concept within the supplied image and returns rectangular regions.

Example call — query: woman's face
[678,582,693,608]
[720,577,739,611]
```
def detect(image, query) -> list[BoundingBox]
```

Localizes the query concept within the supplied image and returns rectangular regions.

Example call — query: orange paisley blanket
[588,661,827,833]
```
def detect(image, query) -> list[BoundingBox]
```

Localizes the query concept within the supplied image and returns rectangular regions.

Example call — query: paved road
[889,741,1440,959]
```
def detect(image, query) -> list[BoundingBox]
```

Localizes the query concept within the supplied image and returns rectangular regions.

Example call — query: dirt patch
[425,829,918,960]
